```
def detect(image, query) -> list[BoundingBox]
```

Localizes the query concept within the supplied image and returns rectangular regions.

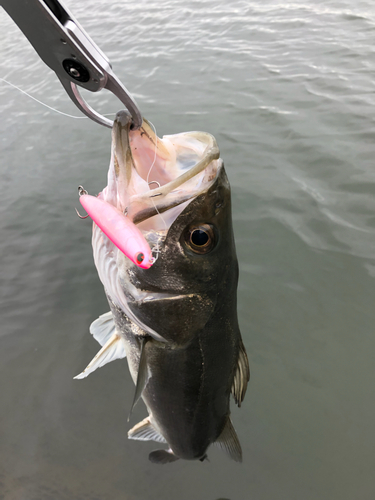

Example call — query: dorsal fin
[128,417,166,443]
[231,339,250,407]
[74,332,126,379]
[128,337,149,419]
[214,417,242,463]
[90,311,116,346]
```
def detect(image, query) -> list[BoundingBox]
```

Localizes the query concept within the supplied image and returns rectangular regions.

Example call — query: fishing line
[0,77,116,119]
[142,119,168,264]
[146,119,168,232]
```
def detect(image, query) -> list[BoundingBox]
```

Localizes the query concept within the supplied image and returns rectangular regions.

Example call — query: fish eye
[184,224,216,254]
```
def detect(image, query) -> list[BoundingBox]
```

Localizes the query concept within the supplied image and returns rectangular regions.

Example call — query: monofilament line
[0,78,116,120]
[0,77,87,118]
[146,120,167,231]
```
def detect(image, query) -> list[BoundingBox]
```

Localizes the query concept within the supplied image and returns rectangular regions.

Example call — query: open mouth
[108,110,222,231]
[86,110,222,269]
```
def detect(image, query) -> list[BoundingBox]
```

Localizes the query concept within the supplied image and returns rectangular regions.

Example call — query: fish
[75,110,250,464]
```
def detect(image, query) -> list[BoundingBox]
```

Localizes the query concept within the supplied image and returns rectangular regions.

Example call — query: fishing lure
[78,188,154,269]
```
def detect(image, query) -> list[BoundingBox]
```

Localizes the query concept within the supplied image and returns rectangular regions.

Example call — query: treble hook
[150,242,162,264]
[75,207,89,219]
[75,185,89,219]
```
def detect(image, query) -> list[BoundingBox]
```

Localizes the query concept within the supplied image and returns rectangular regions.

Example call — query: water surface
[0,1,374,499]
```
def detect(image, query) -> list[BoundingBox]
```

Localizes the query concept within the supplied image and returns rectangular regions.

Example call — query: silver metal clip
[1,0,142,129]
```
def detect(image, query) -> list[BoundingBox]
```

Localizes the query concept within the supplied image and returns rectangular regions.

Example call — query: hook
[75,185,89,218]
[78,185,88,197]
[75,207,89,219]
[150,242,162,264]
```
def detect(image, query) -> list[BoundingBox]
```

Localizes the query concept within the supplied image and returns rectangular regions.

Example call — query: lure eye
[136,252,144,264]
[184,224,216,254]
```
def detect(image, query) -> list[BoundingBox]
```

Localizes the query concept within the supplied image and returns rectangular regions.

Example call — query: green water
[0,1,374,498]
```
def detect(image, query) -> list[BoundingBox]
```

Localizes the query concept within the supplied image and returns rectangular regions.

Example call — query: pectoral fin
[149,449,179,464]
[89,311,116,346]
[128,417,166,443]
[231,339,250,407]
[214,418,242,463]
[128,337,149,419]
[74,332,126,379]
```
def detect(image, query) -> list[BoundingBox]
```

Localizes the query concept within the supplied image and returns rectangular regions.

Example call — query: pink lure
[80,194,154,269]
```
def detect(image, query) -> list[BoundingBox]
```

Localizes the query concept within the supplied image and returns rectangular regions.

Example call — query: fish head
[103,111,238,345]
[123,163,238,346]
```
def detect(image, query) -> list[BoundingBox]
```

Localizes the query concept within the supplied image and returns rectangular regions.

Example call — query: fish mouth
[124,277,199,304]
[104,110,221,231]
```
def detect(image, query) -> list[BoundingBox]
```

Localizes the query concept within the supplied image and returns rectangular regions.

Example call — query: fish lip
[121,273,204,303]
[124,281,200,304]
[115,109,132,125]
